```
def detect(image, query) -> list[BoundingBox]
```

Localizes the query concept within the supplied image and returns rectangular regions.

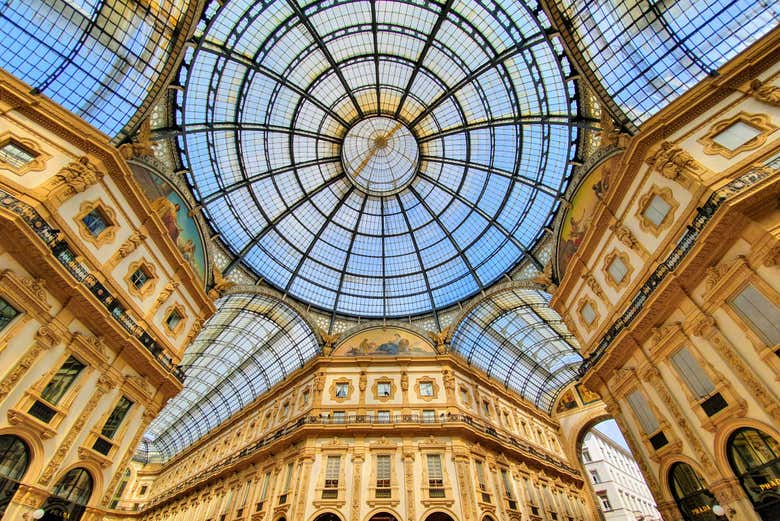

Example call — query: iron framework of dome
[176,0,582,319]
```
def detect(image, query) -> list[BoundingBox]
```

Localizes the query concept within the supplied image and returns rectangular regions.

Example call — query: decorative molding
[0,132,50,175]
[428,327,450,354]
[636,185,679,236]
[609,221,647,258]
[580,271,604,300]
[124,259,158,299]
[107,230,146,267]
[74,199,118,248]
[698,112,777,159]
[319,330,340,356]
[414,376,439,402]
[602,249,634,290]
[749,78,780,106]
[328,377,354,403]
[49,157,104,199]
[208,266,236,300]
[371,377,396,402]
[645,141,705,184]
[151,281,179,315]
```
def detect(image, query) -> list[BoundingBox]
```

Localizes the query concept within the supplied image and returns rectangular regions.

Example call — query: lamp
[31,509,45,520]
[712,504,726,517]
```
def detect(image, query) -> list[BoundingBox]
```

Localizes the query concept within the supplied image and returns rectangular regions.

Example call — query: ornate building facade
[0,1,778,521]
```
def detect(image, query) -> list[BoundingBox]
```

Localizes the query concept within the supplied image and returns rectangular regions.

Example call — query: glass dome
[178,0,581,319]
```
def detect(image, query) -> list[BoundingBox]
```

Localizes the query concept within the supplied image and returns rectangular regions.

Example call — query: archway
[368,513,398,521]
[726,427,780,521]
[669,462,718,521]
[0,435,30,518]
[424,513,456,521]
[41,467,93,521]
[313,514,341,521]
[579,419,659,520]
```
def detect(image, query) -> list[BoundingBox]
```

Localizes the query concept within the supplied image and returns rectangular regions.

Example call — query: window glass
[101,396,133,438]
[727,428,780,474]
[729,284,780,346]
[51,467,93,505]
[131,268,150,289]
[669,347,715,399]
[376,455,391,489]
[325,455,341,487]
[335,382,348,397]
[377,410,390,423]
[501,469,513,498]
[0,141,36,168]
[0,435,29,481]
[377,381,391,397]
[427,454,443,484]
[82,208,108,236]
[626,390,660,434]
[332,411,345,423]
[581,302,596,325]
[422,410,435,423]
[607,256,628,284]
[166,309,182,330]
[41,356,86,405]
[0,298,19,332]
[712,121,762,150]
[643,194,672,228]
[420,382,434,396]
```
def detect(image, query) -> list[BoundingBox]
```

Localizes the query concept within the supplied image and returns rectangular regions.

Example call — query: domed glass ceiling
[178,0,581,318]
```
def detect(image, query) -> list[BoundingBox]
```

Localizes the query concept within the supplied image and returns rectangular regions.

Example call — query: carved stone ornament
[428,326,450,354]
[646,141,704,183]
[117,231,146,259]
[53,157,104,196]
[118,118,156,160]
[763,243,780,267]
[319,329,340,355]
[749,78,780,106]
[609,222,639,252]
[21,276,46,303]
[581,271,605,299]
[208,266,236,300]
[531,262,557,293]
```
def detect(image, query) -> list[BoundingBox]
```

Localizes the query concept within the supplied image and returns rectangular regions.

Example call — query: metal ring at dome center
[341,117,419,196]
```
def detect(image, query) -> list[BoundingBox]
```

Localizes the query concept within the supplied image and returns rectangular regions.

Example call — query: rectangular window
[581,448,591,462]
[332,411,345,423]
[475,460,490,503]
[256,471,270,511]
[501,469,514,499]
[420,381,434,396]
[427,454,445,498]
[0,140,36,168]
[139,485,148,495]
[712,120,762,150]
[607,256,628,284]
[82,208,109,236]
[377,410,390,423]
[483,400,491,416]
[422,409,435,423]
[100,396,133,439]
[580,302,596,325]
[166,309,183,330]
[323,455,340,499]
[377,381,391,396]
[669,347,715,399]
[626,390,660,434]
[279,463,293,504]
[40,356,86,405]
[302,390,310,405]
[0,297,19,332]
[335,382,348,397]
[590,470,601,484]
[729,284,780,346]
[376,455,391,498]
[643,194,672,227]
[460,388,469,403]
[130,267,150,289]
[281,402,289,418]
[236,479,251,518]
[598,493,612,511]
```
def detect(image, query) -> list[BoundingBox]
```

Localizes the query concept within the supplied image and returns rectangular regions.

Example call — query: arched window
[41,468,93,521]
[312,514,341,521]
[424,513,456,521]
[668,462,717,521]
[727,428,780,520]
[0,435,31,518]
[368,513,398,521]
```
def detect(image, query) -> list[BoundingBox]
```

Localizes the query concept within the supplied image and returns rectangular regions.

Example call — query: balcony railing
[140,412,580,510]
[0,190,185,381]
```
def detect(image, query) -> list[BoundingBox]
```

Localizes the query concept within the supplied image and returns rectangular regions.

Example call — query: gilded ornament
[118,118,156,159]
[116,231,146,259]
[581,271,604,299]
[749,79,780,106]
[208,266,236,299]
[428,326,450,353]
[52,156,104,196]
[646,141,703,182]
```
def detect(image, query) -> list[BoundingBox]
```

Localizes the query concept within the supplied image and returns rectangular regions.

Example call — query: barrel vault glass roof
[177,0,582,319]
[139,289,580,462]
[0,0,192,139]
[555,0,778,127]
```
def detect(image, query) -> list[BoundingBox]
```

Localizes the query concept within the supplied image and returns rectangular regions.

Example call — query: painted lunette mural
[130,164,208,284]
[333,327,436,356]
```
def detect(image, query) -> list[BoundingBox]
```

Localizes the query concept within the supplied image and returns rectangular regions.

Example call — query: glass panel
[101,396,133,439]
[450,289,582,412]
[644,195,672,227]
[52,467,93,505]
[728,428,780,474]
[712,121,762,150]
[81,209,108,236]
[669,347,714,399]
[0,141,36,168]
[0,0,193,138]
[729,284,780,346]
[41,356,86,405]
[131,269,150,289]
[607,257,628,284]
[0,298,19,331]
[626,390,660,434]
[0,435,29,481]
